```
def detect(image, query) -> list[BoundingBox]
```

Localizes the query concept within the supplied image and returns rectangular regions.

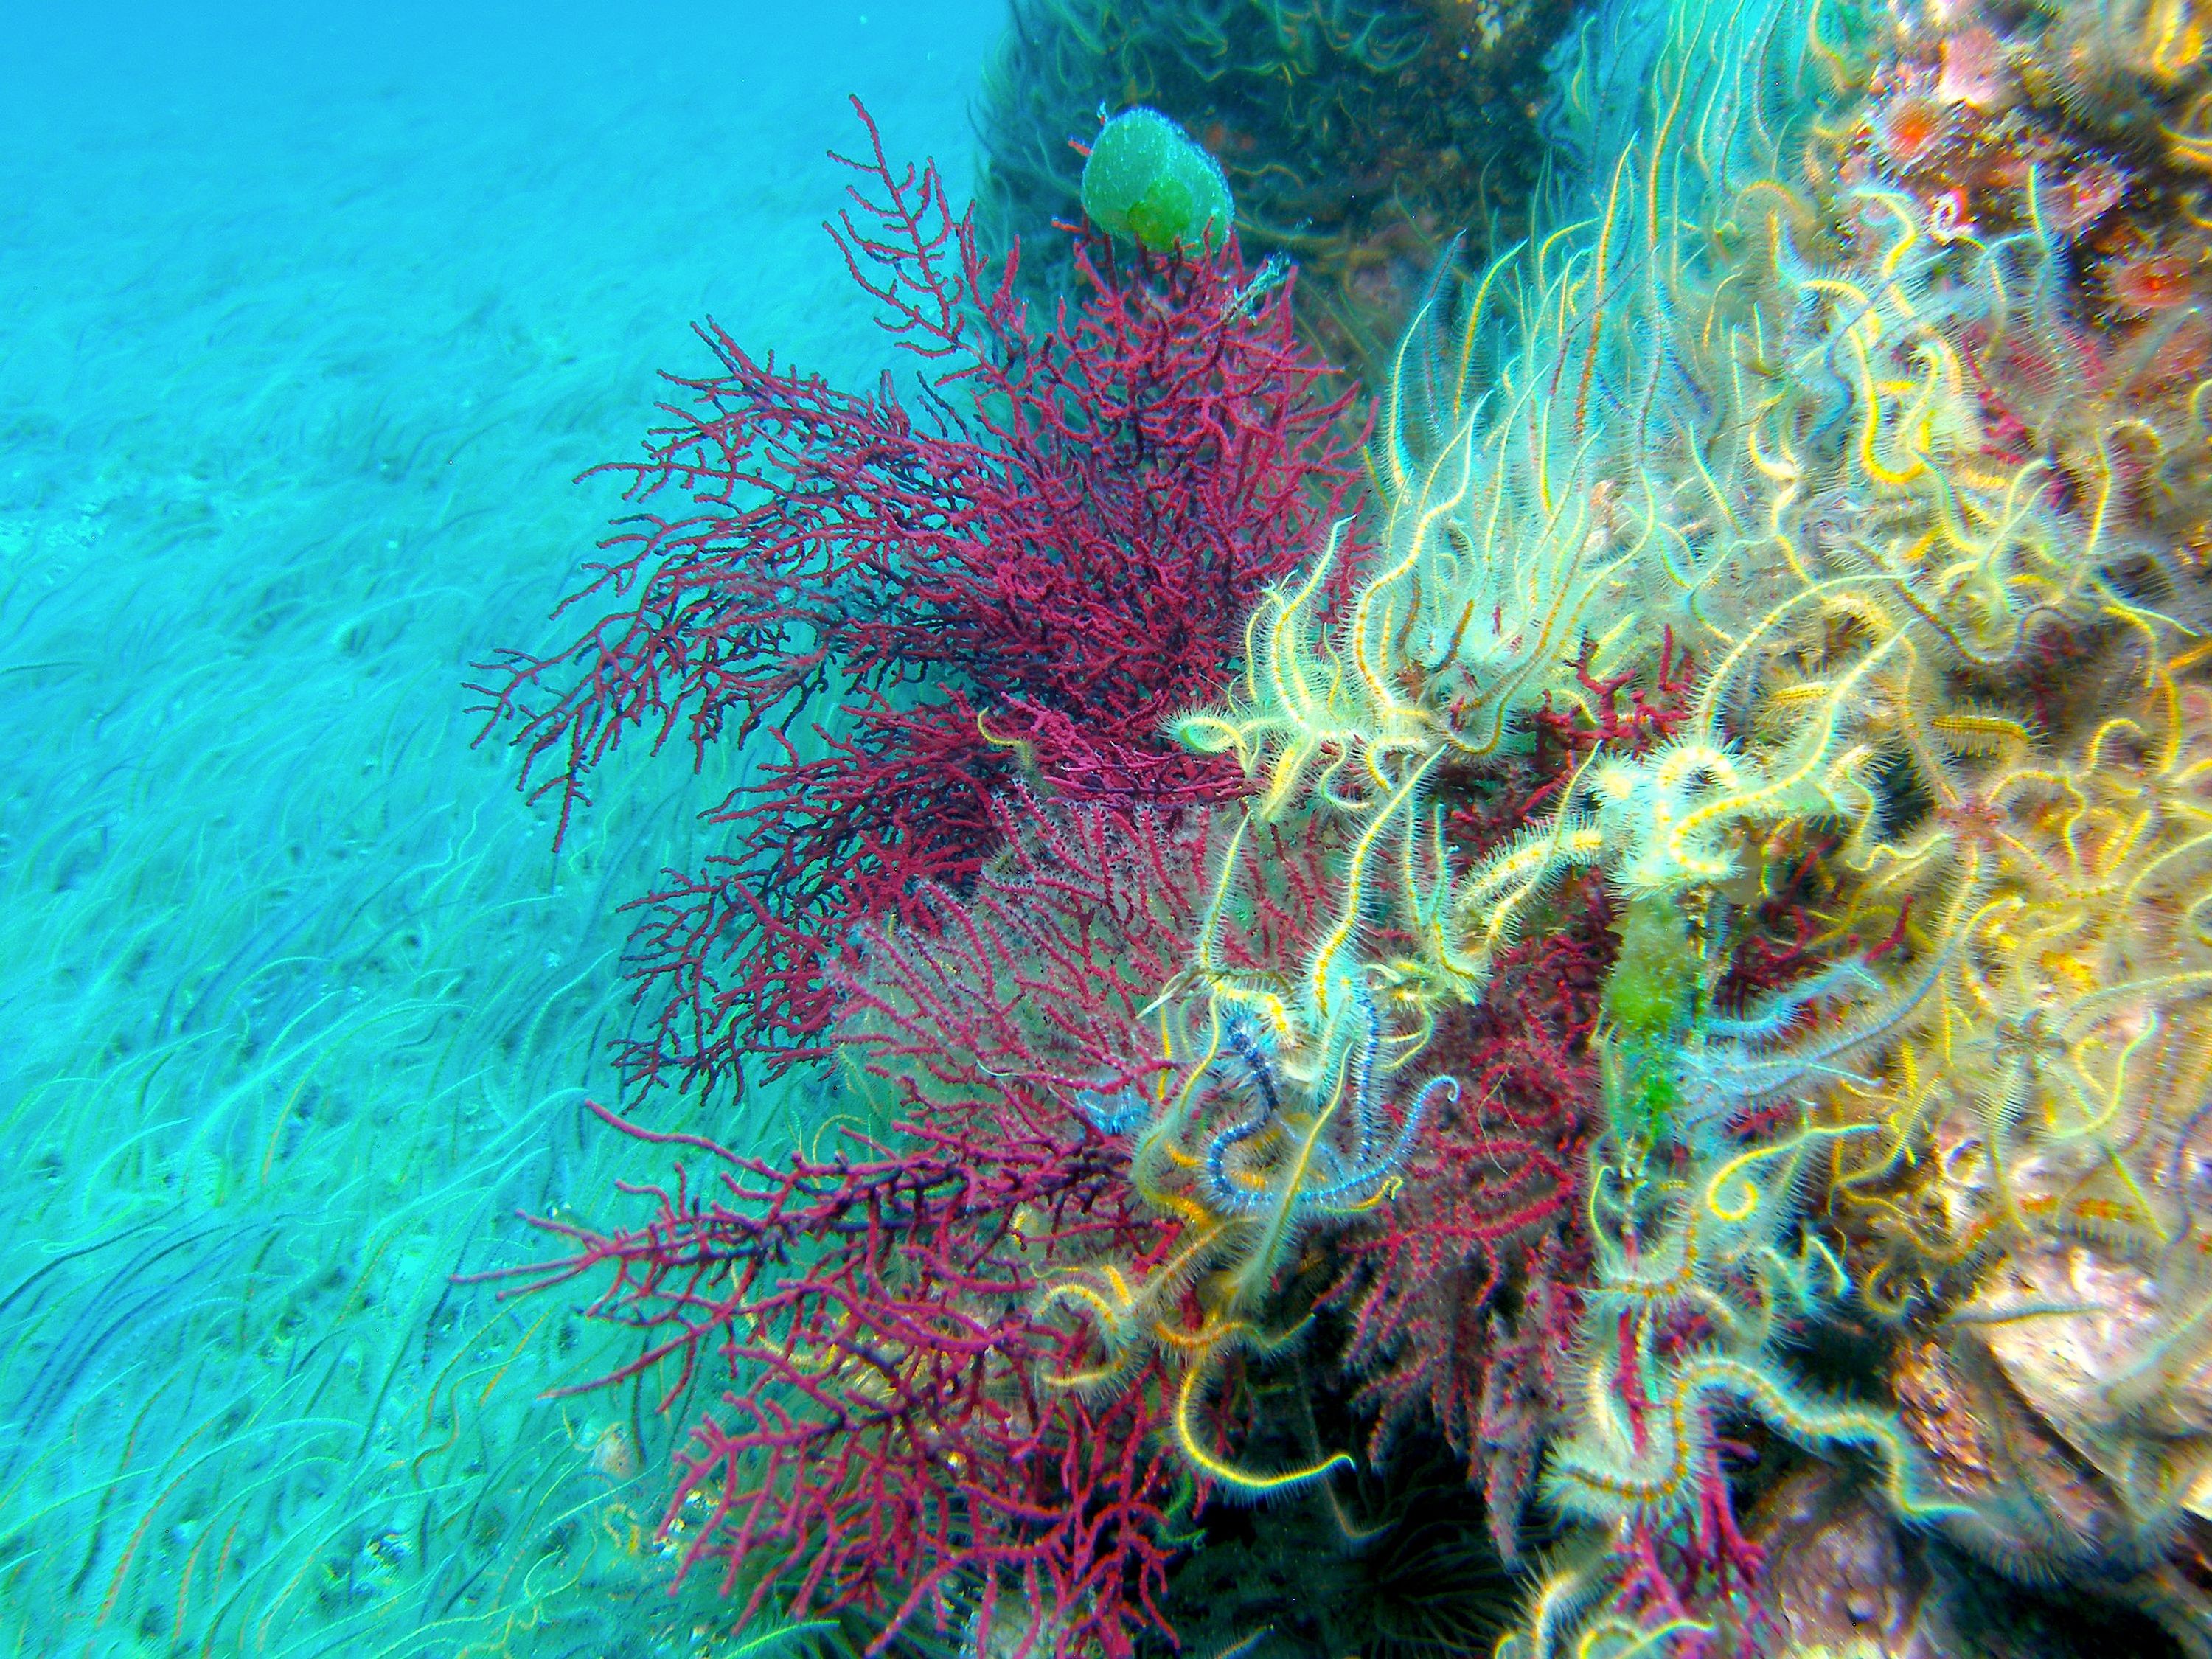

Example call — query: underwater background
[0,4,993,1652]
[16,0,2212,1655]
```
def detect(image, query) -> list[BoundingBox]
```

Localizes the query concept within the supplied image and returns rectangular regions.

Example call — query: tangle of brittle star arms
[1046,991,1461,1500]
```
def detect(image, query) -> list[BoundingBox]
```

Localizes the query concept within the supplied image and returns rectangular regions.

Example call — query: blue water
[0,5,995,1650]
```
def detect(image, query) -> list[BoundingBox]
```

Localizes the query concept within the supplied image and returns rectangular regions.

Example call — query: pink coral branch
[492,796,1350,1655]
[473,103,1363,1091]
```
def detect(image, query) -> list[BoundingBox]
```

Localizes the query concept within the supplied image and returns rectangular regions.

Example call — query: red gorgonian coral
[1324,889,1604,1561]
[470,100,1363,1095]
[501,794,1354,1656]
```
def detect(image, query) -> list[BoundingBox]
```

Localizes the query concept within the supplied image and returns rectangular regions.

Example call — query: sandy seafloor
[0,4,999,1652]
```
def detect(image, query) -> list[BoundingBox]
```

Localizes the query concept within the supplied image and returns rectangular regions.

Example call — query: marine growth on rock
[479,0,2212,1652]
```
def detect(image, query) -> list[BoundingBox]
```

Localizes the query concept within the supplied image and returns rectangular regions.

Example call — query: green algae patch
[1604,894,1697,1040]
[1601,895,1699,1150]
[1080,108,1234,254]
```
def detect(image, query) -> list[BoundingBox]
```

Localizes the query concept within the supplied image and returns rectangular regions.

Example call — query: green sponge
[1079,108,1234,254]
